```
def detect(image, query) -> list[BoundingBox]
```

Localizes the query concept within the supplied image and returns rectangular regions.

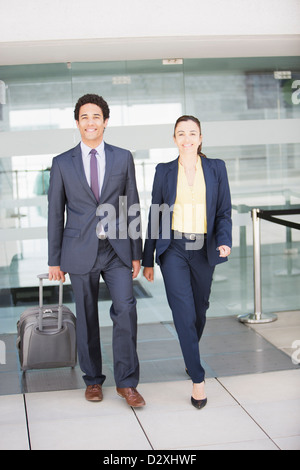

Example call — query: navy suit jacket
[142,156,232,268]
[48,142,142,274]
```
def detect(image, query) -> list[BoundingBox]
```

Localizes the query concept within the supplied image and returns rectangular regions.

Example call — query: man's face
[76,103,109,147]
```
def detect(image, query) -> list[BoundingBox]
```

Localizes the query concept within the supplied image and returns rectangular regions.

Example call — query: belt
[173,231,206,241]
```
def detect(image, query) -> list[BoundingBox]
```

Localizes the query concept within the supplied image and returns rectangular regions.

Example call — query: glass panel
[0,63,73,333]
[0,63,73,132]
[70,61,129,127]
[0,58,299,334]
[183,57,300,121]
[126,60,184,125]
[204,142,300,317]
[71,60,185,126]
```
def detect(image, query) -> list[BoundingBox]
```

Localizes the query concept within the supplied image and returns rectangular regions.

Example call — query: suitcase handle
[37,274,63,331]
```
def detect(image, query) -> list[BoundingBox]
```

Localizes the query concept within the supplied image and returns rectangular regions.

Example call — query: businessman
[47,94,145,407]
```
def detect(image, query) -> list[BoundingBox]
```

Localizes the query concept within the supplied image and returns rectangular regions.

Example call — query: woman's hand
[217,245,231,258]
[143,267,154,282]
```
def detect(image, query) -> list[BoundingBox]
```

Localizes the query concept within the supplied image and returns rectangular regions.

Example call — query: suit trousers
[69,239,139,387]
[160,236,214,383]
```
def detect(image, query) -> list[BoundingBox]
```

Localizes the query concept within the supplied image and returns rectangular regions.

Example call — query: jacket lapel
[167,158,179,207]
[201,156,213,215]
[71,143,96,201]
[100,143,114,200]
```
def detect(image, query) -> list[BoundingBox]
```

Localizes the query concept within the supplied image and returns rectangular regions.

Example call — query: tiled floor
[0,312,299,450]
[1,370,300,450]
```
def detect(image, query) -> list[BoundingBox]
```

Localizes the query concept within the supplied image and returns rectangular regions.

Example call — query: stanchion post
[238,208,277,324]
[253,208,262,318]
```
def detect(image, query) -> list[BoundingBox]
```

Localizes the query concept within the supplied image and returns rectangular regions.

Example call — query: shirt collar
[80,140,105,158]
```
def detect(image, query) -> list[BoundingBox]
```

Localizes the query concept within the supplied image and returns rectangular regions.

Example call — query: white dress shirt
[80,140,106,199]
[80,140,106,236]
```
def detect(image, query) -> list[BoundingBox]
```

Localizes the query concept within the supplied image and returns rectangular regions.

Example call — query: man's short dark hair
[74,94,110,121]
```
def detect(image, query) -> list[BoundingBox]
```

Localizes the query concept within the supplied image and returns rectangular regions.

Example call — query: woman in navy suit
[143,116,232,409]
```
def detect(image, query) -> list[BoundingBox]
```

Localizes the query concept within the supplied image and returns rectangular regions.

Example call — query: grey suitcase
[17,274,77,371]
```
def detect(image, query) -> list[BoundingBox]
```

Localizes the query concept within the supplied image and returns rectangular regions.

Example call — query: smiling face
[173,119,202,156]
[76,103,109,148]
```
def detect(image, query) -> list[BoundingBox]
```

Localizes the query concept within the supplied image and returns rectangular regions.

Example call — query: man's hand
[48,266,66,282]
[132,260,141,279]
[143,267,154,282]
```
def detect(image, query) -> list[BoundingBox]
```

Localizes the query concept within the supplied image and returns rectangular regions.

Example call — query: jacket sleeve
[47,157,66,267]
[125,151,143,261]
[214,159,232,248]
[142,164,164,267]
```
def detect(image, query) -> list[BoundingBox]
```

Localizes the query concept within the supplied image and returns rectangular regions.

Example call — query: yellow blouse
[172,158,207,234]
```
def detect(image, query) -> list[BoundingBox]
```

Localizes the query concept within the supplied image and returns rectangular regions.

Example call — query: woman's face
[173,120,202,155]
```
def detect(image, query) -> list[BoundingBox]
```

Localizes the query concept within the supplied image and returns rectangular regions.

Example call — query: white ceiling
[1,34,300,66]
[1,0,300,66]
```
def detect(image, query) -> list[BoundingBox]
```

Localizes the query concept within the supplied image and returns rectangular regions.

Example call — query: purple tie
[90,149,99,202]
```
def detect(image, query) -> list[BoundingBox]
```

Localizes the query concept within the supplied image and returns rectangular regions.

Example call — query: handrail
[238,207,300,324]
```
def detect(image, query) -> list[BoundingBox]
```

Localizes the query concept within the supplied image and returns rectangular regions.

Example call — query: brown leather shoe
[85,384,103,402]
[116,387,146,407]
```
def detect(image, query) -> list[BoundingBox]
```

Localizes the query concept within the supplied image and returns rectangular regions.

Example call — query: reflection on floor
[0,280,151,307]
[1,315,299,396]
[1,240,299,335]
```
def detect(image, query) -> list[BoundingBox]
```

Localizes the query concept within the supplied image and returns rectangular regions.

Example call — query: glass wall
[0,57,300,333]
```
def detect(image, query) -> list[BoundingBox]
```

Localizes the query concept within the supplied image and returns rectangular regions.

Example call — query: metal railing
[238,207,300,324]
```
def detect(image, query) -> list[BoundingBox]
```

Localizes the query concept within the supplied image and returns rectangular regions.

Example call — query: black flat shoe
[191,396,207,410]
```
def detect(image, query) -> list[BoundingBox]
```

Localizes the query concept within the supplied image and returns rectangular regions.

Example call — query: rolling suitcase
[17,273,77,371]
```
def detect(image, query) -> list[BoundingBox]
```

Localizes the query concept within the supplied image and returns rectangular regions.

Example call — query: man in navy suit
[48,94,145,406]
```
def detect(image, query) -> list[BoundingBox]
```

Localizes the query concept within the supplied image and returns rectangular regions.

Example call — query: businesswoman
[142,115,232,409]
